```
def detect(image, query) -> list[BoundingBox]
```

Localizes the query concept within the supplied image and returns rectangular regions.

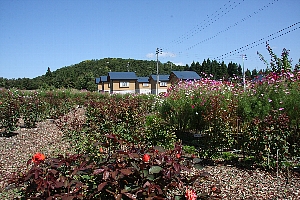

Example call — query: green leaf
[154,146,165,152]
[194,164,204,170]
[81,175,91,180]
[141,169,148,177]
[174,195,184,200]
[147,174,155,181]
[149,166,162,174]
[131,162,140,171]
[193,158,202,163]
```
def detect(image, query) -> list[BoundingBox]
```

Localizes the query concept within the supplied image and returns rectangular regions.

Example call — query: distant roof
[108,72,138,80]
[137,77,150,83]
[151,75,169,81]
[95,78,100,84]
[171,71,201,80]
[252,74,264,82]
[100,76,108,82]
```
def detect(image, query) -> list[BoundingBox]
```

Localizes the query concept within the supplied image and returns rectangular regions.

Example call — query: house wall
[97,84,102,91]
[149,78,157,94]
[149,78,170,94]
[136,82,151,94]
[97,82,110,92]
[103,82,110,92]
[111,80,136,93]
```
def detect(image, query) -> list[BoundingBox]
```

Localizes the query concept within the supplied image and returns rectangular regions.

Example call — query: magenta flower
[279,108,284,111]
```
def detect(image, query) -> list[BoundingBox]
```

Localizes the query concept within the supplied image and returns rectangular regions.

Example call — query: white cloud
[173,62,185,66]
[146,53,155,58]
[161,52,176,58]
[146,51,176,59]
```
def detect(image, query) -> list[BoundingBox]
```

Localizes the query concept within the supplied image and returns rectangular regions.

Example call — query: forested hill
[0,57,258,91]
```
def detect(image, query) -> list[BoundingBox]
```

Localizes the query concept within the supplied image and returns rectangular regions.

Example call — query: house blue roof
[137,77,150,83]
[108,72,138,80]
[151,75,169,81]
[252,74,264,82]
[171,71,201,80]
[95,78,100,84]
[100,76,108,82]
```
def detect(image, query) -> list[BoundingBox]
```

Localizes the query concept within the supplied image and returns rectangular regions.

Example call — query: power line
[170,0,243,46]
[185,0,279,51]
[213,22,300,61]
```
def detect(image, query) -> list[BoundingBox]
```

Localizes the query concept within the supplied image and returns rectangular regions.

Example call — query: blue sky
[0,0,299,79]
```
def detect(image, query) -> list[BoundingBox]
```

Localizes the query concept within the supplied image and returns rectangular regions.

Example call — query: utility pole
[156,48,162,95]
[241,54,247,91]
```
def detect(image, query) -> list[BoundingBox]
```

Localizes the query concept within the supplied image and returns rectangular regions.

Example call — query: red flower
[185,188,197,200]
[99,147,104,153]
[176,153,181,159]
[142,154,150,162]
[32,153,45,164]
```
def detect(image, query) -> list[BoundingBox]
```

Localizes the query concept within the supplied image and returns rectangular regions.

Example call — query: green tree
[245,69,251,79]
[227,62,238,77]
[251,69,258,78]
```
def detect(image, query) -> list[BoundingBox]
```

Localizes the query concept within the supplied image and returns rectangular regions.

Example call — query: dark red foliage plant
[6,135,219,199]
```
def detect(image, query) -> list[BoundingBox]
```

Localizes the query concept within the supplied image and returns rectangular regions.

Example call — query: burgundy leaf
[97,182,107,191]
[103,171,110,180]
[111,170,118,180]
[26,159,32,167]
[49,169,58,175]
[122,192,137,200]
[128,153,140,159]
[55,181,64,188]
[61,195,74,200]
[116,193,123,200]
[180,165,191,172]
[93,168,105,175]
[106,134,117,139]
[143,181,151,188]
[173,163,180,172]
[120,168,132,176]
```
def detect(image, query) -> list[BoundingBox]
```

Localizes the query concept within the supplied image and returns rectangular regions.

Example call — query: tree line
[1,57,298,91]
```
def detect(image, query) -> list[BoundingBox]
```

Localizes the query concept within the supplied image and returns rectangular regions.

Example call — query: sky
[0,0,299,79]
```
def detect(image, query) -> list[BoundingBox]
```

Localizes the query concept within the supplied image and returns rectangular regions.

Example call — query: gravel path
[199,165,300,199]
[0,119,72,190]
[0,108,299,199]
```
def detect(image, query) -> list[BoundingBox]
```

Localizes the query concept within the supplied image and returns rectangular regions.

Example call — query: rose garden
[0,45,300,199]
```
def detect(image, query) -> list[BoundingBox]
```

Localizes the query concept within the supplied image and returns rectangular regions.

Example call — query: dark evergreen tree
[210,60,218,79]
[227,62,238,77]
[251,69,258,78]
[237,64,242,77]
[245,69,251,79]
[220,61,228,80]
[190,61,196,72]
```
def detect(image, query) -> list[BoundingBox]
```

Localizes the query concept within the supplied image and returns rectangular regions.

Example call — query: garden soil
[0,108,299,199]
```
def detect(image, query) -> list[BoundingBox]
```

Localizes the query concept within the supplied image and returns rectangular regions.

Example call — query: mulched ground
[0,108,299,199]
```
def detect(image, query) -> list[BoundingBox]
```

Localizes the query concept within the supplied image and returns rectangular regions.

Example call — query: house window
[160,82,167,87]
[120,82,129,87]
[142,83,149,87]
